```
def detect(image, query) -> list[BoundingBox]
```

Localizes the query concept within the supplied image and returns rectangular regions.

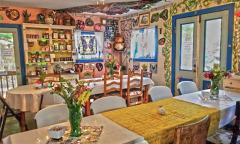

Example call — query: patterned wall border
[163,0,240,87]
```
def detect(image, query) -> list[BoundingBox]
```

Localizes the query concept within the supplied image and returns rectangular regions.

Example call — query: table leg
[144,85,149,103]
[19,112,27,131]
[85,100,91,116]
[39,94,44,110]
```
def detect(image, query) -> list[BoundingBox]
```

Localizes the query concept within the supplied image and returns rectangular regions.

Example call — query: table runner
[102,98,220,144]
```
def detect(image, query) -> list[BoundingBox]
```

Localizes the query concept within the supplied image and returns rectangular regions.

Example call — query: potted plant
[51,78,92,137]
[204,64,231,97]
[105,54,116,77]
[22,10,31,23]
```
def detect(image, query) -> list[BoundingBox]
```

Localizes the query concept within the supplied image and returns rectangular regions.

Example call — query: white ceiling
[0,0,138,9]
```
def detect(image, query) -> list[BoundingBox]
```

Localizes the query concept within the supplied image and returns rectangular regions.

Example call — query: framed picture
[139,12,150,27]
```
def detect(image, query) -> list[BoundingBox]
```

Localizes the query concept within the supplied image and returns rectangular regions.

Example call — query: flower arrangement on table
[51,78,92,137]
[105,53,118,77]
[204,64,231,97]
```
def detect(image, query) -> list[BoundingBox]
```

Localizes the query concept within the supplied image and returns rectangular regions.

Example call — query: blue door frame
[171,3,234,94]
[0,24,26,85]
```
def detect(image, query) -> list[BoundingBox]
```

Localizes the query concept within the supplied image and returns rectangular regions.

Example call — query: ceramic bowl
[48,126,66,139]
[158,106,166,115]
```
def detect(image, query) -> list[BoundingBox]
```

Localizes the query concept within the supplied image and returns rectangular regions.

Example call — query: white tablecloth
[2,114,145,144]
[174,90,240,128]
[6,76,154,113]
[6,85,51,112]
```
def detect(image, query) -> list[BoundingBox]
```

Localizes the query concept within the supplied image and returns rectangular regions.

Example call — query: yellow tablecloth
[102,98,220,144]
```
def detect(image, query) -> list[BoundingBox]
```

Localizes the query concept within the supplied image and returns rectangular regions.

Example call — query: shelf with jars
[22,23,75,82]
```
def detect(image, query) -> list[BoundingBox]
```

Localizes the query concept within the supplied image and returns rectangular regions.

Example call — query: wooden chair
[208,101,240,144]
[0,94,27,139]
[104,71,123,97]
[143,71,152,79]
[126,69,144,106]
[174,116,210,144]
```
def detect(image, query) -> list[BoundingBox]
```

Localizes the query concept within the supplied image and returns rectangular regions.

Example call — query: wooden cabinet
[223,75,240,92]
[22,23,76,83]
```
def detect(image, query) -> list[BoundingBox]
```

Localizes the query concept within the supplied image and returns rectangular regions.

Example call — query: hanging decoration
[37,13,45,24]
[85,18,94,26]
[159,9,168,21]
[22,10,31,23]
[150,63,157,73]
[139,12,150,27]
[94,23,102,31]
[133,63,140,71]
[76,20,85,30]
[158,38,166,45]
[5,9,20,21]
[96,63,103,71]
[132,17,139,27]
[114,33,125,51]
[74,64,84,72]
[151,13,159,23]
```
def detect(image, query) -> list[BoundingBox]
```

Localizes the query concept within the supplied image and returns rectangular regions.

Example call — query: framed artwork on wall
[75,30,104,63]
[139,12,150,27]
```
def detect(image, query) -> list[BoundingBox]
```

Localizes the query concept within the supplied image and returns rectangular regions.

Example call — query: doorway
[171,4,234,94]
[0,24,25,96]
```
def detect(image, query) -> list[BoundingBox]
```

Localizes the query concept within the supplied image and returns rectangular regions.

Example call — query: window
[74,31,104,63]
[130,26,158,62]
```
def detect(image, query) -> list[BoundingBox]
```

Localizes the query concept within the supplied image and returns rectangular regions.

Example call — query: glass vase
[210,79,220,98]
[68,104,82,137]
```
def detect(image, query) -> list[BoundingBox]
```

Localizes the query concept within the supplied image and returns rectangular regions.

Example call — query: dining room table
[6,84,52,131]
[3,89,240,144]
[5,76,154,131]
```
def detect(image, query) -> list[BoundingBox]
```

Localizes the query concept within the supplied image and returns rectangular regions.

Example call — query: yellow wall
[120,0,240,87]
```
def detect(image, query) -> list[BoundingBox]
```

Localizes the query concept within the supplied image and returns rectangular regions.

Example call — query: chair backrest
[34,104,69,128]
[104,71,123,97]
[127,69,143,96]
[90,96,127,114]
[149,86,173,102]
[174,116,210,144]
[143,71,152,79]
[177,81,198,95]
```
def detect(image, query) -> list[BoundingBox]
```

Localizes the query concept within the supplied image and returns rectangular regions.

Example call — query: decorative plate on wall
[5,9,20,21]
[85,18,94,26]
[96,63,103,71]
[139,12,150,27]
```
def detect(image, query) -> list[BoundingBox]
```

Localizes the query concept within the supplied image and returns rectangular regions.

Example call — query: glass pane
[204,18,222,71]
[0,33,16,72]
[0,32,18,97]
[180,23,194,70]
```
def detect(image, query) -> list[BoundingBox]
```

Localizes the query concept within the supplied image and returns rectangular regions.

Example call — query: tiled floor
[3,112,36,138]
